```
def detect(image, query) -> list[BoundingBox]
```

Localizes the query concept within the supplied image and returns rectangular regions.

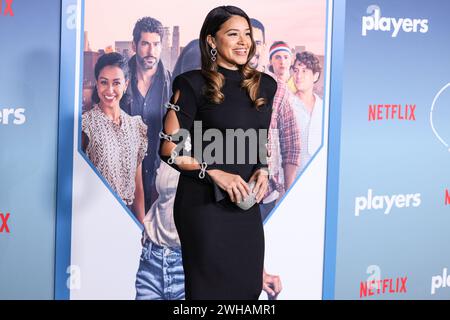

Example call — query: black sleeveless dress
[160,66,277,300]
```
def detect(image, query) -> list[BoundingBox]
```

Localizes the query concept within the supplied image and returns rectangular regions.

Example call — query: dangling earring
[210,48,217,62]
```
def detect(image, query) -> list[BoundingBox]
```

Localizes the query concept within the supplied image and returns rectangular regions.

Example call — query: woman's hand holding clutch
[207,169,250,204]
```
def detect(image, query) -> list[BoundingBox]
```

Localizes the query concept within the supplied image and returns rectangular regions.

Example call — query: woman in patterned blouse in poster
[82,52,148,223]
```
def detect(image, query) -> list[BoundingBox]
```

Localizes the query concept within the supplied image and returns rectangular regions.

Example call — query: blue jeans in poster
[135,239,185,300]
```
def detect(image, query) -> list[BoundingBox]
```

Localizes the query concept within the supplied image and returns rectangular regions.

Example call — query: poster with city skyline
[84,0,326,55]
[82,0,327,109]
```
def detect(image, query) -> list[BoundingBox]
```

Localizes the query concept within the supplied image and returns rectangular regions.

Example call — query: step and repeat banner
[0,0,61,299]
[1,0,450,300]
[324,0,450,300]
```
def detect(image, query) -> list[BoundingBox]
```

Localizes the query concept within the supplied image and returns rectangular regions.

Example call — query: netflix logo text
[361,265,408,299]
[368,104,416,121]
[360,277,408,298]
[0,212,10,233]
[0,0,14,16]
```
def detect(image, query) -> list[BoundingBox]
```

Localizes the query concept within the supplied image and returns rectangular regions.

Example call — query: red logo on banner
[445,189,450,206]
[1,0,14,16]
[368,104,416,121]
[0,213,10,233]
[360,277,407,298]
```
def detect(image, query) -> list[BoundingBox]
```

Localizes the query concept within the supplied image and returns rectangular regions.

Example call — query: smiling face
[292,61,320,92]
[96,65,128,109]
[207,15,253,69]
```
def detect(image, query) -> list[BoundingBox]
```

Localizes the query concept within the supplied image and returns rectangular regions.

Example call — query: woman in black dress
[159,6,277,300]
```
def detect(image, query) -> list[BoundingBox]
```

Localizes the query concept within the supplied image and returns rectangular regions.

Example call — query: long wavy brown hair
[199,6,266,108]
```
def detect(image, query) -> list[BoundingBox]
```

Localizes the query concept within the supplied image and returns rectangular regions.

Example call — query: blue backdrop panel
[326,0,450,299]
[0,0,61,299]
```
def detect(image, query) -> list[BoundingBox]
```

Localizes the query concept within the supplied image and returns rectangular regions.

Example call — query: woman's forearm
[133,190,145,225]
[133,164,145,225]
[161,140,201,171]
[283,163,299,191]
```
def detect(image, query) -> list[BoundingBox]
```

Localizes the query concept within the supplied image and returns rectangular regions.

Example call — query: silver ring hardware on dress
[184,135,192,153]
[199,162,208,179]
[159,131,173,142]
[168,149,178,165]
[164,102,180,112]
